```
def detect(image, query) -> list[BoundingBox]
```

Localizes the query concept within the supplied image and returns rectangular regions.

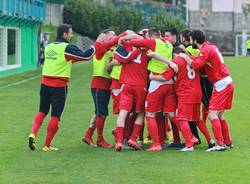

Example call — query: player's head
[190,29,206,49]
[165,28,178,43]
[101,28,116,41]
[173,46,185,58]
[57,24,73,42]
[146,28,161,39]
[137,28,149,38]
[180,29,191,47]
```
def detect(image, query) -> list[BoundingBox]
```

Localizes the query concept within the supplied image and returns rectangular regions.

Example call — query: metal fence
[0,0,46,21]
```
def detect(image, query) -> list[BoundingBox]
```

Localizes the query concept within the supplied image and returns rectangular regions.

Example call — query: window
[0,27,21,71]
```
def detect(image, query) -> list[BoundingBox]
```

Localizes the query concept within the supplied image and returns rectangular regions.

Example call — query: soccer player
[149,47,210,151]
[113,32,150,151]
[82,29,128,149]
[28,24,95,151]
[179,29,215,147]
[164,28,181,47]
[180,30,234,151]
[126,28,179,151]
[247,39,250,56]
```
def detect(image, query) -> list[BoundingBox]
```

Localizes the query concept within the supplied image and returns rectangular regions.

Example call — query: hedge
[63,0,186,38]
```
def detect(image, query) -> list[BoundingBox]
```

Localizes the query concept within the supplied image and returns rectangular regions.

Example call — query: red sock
[96,116,106,142]
[139,123,144,141]
[124,114,134,140]
[31,112,46,136]
[156,116,165,146]
[170,118,181,144]
[130,124,143,141]
[146,117,160,145]
[211,119,224,145]
[196,120,211,142]
[179,120,193,148]
[202,106,209,122]
[220,119,232,145]
[116,127,124,144]
[44,116,59,147]
[84,127,95,139]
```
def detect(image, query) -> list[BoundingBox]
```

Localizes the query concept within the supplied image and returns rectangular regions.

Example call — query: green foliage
[64,0,144,38]
[63,0,186,38]
[147,12,186,33]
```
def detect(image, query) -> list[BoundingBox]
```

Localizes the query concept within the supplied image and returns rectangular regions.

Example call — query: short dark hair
[166,28,178,36]
[57,24,72,39]
[190,30,206,44]
[173,47,185,54]
[148,28,160,37]
[180,29,191,42]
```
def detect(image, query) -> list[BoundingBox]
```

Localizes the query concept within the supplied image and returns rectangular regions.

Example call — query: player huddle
[28,24,234,153]
[82,28,234,152]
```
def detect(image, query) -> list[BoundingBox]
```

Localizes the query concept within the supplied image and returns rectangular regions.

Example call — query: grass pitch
[0,57,250,184]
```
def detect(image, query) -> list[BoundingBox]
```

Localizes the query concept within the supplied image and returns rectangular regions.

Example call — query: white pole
[186,0,189,27]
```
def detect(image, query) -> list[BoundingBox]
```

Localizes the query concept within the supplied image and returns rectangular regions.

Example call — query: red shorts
[119,84,147,113]
[176,103,201,121]
[145,84,177,113]
[209,82,234,111]
[111,89,121,114]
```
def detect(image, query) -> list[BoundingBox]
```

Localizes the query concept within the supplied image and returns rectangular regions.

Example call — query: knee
[208,111,217,120]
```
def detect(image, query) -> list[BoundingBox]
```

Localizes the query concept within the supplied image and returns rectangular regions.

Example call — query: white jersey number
[186,65,195,79]
[133,53,142,64]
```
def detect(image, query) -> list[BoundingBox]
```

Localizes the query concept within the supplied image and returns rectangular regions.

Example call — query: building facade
[187,0,250,55]
[0,0,46,77]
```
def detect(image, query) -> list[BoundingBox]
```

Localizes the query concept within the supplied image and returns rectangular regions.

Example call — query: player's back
[174,56,202,104]
[114,44,149,88]
[201,42,230,83]
[120,50,149,88]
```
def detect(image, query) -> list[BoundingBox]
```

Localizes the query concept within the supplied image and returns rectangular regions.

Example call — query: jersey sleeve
[114,45,140,63]
[191,49,210,69]
[65,44,95,63]
[162,68,175,80]
[129,39,154,50]
[93,32,127,60]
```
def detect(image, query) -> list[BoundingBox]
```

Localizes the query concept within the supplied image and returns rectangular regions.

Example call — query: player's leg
[95,89,112,148]
[82,88,98,146]
[128,111,145,150]
[218,111,233,147]
[115,109,129,151]
[43,86,68,151]
[128,87,147,150]
[115,84,133,151]
[82,114,97,147]
[28,84,50,151]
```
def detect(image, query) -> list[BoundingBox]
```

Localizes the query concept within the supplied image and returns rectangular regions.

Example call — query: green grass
[0,57,250,183]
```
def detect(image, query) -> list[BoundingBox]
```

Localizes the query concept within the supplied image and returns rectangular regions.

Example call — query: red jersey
[114,43,149,88]
[191,42,230,84]
[91,32,126,89]
[129,37,173,51]
[162,56,202,104]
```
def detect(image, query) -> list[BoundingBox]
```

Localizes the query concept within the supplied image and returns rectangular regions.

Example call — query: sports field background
[0,57,250,184]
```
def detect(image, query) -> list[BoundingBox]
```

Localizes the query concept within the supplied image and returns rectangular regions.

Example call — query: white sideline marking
[0,61,90,90]
[0,75,40,90]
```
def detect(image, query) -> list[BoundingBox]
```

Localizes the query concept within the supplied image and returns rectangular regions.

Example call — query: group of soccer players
[28,24,234,152]
[81,27,234,152]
